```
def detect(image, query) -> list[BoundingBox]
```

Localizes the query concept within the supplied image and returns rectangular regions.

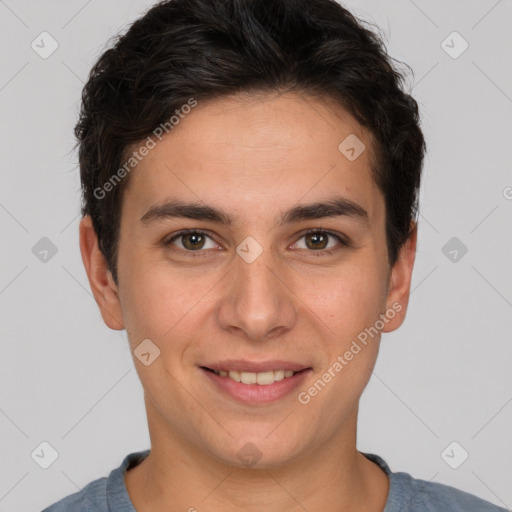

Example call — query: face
[81,91,416,468]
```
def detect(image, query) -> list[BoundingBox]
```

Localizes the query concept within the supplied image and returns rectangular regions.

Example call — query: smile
[201,364,312,404]
[205,368,300,385]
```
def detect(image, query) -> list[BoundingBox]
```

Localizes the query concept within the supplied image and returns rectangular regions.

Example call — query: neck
[125,401,389,512]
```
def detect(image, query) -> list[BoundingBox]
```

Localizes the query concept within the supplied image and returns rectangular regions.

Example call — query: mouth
[200,361,312,404]
[201,367,307,385]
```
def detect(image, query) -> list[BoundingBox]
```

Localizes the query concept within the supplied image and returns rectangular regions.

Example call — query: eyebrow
[140,196,369,226]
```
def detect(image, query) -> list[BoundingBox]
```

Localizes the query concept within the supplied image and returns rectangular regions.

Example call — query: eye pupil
[306,232,328,250]
[170,230,341,254]
[183,233,205,250]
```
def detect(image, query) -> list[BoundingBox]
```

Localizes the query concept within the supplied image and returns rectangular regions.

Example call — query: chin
[207,432,304,470]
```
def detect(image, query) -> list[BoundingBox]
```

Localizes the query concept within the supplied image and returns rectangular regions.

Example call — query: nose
[216,246,297,343]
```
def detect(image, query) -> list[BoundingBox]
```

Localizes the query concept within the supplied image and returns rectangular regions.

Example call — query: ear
[79,215,124,330]
[382,222,417,333]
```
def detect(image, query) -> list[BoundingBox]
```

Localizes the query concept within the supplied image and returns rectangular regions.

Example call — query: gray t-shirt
[41,449,508,511]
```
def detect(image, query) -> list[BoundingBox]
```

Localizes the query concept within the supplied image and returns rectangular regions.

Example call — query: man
[43,0,507,510]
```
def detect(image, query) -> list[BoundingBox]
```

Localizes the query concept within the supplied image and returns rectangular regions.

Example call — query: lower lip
[201,368,312,404]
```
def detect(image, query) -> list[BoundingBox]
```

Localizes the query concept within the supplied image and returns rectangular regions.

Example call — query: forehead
[121,91,382,223]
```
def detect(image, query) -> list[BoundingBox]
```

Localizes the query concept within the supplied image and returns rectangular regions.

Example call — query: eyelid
[164,227,350,255]
[291,228,350,253]
[164,229,219,249]
[295,227,349,243]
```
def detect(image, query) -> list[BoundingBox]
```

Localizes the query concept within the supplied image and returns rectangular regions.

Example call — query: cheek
[298,272,385,423]
[120,275,182,345]
[117,254,217,354]
[301,260,388,336]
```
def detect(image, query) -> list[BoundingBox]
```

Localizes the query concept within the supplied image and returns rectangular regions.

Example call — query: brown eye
[305,232,329,250]
[181,232,206,250]
[294,230,348,253]
[166,230,217,252]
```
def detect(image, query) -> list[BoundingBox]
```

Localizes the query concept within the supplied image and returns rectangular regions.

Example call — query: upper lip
[201,360,311,373]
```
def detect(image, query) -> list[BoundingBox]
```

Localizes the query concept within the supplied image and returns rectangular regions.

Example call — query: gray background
[0,0,511,510]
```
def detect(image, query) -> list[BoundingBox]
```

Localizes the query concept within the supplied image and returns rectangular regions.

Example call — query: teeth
[240,371,257,384]
[274,370,285,381]
[229,370,241,382]
[211,368,300,385]
[256,371,274,385]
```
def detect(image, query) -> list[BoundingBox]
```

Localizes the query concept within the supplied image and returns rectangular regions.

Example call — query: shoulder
[389,470,508,512]
[41,450,150,512]
[41,476,109,512]
[362,453,508,512]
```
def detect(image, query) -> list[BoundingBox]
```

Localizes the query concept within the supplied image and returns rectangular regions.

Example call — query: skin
[80,91,417,512]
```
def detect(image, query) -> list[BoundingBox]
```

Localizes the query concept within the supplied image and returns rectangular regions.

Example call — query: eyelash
[164,228,350,257]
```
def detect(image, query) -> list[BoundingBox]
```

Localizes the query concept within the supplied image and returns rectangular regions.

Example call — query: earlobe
[382,222,417,333]
[79,216,125,330]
